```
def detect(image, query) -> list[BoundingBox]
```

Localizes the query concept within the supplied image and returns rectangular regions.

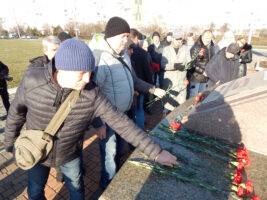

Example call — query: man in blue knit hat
[5,38,178,200]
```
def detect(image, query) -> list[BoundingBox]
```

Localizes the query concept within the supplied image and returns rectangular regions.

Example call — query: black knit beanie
[58,32,72,42]
[105,17,130,38]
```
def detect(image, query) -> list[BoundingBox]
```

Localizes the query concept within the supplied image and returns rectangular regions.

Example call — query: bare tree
[78,22,105,39]
[189,25,201,36]
[140,24,163,37]
[64,21,76,37]
[9,23,26,35]
[209,22,216,32]
[52,25,64,36]
[25,27,41,36]
[42,23,52,36]
[259,28,267,38]
[0,18,8,35]
[220,23,230,33]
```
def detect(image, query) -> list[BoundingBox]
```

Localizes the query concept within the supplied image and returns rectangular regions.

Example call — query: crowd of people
[3,16,253,200]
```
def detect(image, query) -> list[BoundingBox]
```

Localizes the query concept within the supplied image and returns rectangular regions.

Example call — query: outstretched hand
[96,125,106,139]
[153,88,166,99]
[154,150,180,167]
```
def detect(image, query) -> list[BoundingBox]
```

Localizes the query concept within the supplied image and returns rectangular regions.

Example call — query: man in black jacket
[5,39,178,200]
[129,28,153,129]
[205,43,240,88]
[236,37,252,77]
[0,61,11,116]
[28,36,61,68]
[188,30,216,97]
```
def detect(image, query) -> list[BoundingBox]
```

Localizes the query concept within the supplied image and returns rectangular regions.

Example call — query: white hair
[42,36,61,48]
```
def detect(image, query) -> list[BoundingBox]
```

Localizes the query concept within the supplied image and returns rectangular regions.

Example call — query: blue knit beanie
[55,38,95,71]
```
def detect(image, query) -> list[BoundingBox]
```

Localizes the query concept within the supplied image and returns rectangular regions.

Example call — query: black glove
[174,63,185,71]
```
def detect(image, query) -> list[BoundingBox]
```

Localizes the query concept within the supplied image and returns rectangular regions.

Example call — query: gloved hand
[174,63,185,71]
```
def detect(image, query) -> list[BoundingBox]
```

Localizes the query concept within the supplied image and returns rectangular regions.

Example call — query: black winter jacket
[5,62,162,167]
[205,48,239,87]
[131,46,153,84]
[238,43,252,64]
[28,55,49,68]
[189,36,216,83]
[0,61,9,90]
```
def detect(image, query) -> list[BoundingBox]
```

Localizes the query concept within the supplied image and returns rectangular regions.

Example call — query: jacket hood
[218,47,239,61]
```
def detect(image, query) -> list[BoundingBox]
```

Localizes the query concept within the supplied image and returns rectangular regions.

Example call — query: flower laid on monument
[250,195,261,200]
[231,179,254,197]
[235,147,249,159]
[194,93,207,104]
[170,122,181,130]
[231,170,242,184]
[144,87,261,199]
[129,160,227,194]
[230,161,245,171]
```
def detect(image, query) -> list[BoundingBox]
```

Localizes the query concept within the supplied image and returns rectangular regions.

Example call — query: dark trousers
[0,87,10,113]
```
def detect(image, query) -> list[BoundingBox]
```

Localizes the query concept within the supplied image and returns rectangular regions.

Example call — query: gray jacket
[89,35,155,112]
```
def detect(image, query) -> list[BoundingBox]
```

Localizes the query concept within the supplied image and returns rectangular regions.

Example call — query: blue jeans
[98,124,125,188]
[27,156,84,200]
[189,82,207,98]
[135,94,145,130]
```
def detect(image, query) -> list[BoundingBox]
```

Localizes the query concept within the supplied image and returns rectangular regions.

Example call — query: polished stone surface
[183,71,267,155]
[99,83,267,200]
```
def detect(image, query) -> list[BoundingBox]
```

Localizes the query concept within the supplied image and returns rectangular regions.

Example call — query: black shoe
[144,108,152,115]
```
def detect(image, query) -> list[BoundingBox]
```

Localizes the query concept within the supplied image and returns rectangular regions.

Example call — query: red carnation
[237,185,244,197]
[170,122,181,130]
[238,156,250,167]
[250,195,261,200]
[245,179,253,194]
[237,150,246,159]
[245,157,250,167]
[194,96,200,104]
[237,161,244,171]
[199,94,206,100]
[183,80,189,86]
[240,49,245,52]
[232,171,242,184]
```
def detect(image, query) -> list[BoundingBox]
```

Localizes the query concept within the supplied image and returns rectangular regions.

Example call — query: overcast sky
[0,0,266,30]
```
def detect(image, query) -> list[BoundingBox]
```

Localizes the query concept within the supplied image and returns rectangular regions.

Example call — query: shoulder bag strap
[110,54,132,73]
[44,90,80,136]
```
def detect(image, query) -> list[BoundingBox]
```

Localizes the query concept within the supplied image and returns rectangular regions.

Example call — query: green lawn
[0,39,43,88]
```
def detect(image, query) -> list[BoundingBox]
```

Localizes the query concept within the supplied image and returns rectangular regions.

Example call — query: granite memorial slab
[182,71,267,155]
[99,71,267,200]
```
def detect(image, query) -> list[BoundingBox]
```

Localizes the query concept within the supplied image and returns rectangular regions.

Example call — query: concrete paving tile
[44,185,57,200]
[89,182,99,193]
